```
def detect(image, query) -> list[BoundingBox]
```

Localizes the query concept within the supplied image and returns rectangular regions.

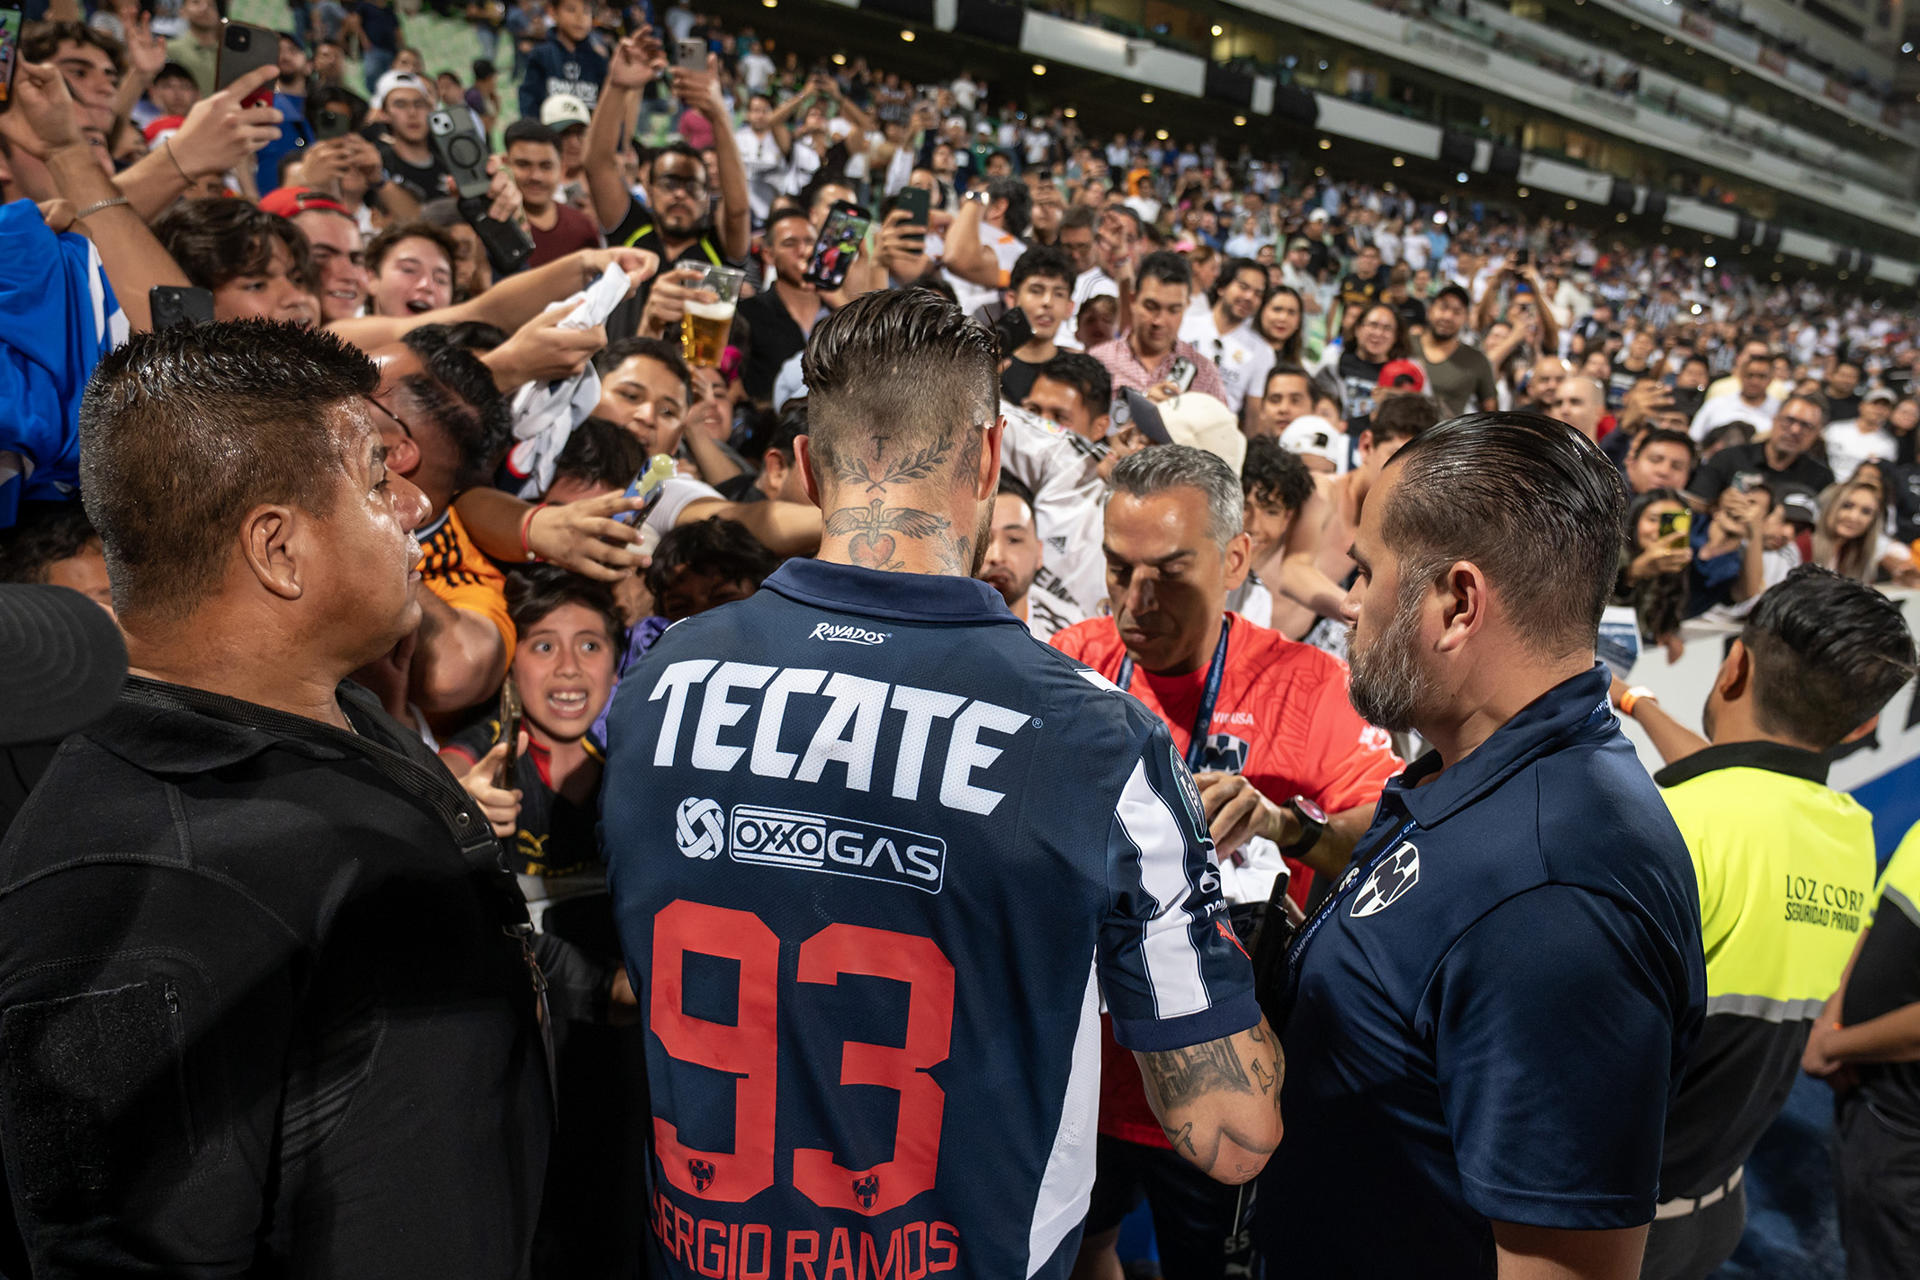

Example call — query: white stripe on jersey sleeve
[1115,757,1210,1020]
[1026,955,1101,1278]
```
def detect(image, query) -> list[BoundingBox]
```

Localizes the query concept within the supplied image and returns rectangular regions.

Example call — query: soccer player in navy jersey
[601,288,1281,1280]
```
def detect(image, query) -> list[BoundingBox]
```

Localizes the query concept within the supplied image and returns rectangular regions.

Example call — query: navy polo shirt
[1258,664,1705,1277]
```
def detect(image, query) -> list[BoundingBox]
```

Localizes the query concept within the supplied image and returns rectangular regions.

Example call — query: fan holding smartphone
[734,208,837,404]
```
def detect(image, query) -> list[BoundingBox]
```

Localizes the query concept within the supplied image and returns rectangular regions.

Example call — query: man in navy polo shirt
[1259,412,1707,1278]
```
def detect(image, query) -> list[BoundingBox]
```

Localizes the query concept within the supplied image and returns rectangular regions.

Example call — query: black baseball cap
[0,585,127,747]
[1433,283,1471,308]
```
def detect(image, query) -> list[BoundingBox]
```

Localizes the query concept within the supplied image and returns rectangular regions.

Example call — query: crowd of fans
[2,0,1920,1276]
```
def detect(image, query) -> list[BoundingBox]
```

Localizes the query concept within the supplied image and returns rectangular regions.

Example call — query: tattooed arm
[1134,1018,1284,1184]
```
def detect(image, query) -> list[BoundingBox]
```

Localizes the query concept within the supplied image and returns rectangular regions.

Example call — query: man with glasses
[585,29,749,322]
[1690,396,1835,504]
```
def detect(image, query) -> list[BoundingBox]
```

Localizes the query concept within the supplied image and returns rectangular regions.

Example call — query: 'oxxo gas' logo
[728,804,946,894]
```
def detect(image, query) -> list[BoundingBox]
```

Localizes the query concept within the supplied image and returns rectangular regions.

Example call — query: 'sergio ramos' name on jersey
[646,660,1032,816]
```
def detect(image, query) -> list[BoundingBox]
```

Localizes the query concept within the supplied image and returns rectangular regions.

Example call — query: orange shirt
[418,506,516,668]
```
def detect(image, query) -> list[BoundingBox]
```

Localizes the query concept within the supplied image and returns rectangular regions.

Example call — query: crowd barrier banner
[1615,589,1920,861]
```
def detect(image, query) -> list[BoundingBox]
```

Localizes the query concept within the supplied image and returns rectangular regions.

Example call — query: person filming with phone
[1090,250,1227,405]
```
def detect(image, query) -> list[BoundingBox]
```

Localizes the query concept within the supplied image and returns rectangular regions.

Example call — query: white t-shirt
[1179,308,1274,415]
[1225,576,1275,631]
[739,51,775,93]
[734,125,788,225]
[996,401,1105,630]
[943,223,1028,317]
[1689,395,1781,443]
[646,476,725,548]
[1824,419,1898,484]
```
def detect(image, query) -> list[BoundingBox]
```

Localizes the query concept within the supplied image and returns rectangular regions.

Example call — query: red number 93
[649,900,956,1217]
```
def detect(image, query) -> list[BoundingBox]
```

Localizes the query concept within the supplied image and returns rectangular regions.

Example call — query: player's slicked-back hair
[1380,411,1626,654]
[801,289,998,493]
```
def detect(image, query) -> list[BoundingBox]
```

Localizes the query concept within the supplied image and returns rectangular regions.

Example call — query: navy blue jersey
[602,561,1258,1280]
[1258,665,1706,1278]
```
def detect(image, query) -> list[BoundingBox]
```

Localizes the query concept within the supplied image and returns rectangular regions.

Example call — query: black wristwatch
[1278,795,1327,858]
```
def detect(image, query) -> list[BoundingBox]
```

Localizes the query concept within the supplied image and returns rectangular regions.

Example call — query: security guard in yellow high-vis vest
[1612,566,1917,1280]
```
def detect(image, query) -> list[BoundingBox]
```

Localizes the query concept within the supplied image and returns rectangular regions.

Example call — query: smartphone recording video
[804,201,872,291]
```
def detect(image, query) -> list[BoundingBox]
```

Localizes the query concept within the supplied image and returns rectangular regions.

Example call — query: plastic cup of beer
[681,264,743,369]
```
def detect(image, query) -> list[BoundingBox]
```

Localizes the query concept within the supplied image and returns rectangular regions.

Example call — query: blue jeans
[362,45,395,88]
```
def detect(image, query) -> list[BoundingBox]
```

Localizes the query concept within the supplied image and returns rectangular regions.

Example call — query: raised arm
[8,61,189,333]
[113,66,284,220]
[585,32,664,234]
[676,61,750,262]
[1135,1020,1284,1185]
[940,197,1001,287]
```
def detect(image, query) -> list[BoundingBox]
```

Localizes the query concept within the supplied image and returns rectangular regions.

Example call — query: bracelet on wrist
[73,195,131,221]
[163,137,192,183]
[518,502,548,562]
[1619,686,1658,717]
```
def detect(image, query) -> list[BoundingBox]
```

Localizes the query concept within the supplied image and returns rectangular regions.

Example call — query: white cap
[540,93,592,129]
[1158,393,1246,476]
[371,70,434,111]
[1279,414,1348,474]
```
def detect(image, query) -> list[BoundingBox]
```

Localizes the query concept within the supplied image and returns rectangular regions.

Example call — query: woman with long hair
[1256,285,1306,366]
[1812,479,1887,582]
[1316,301,1408,435]
[1615,488,1693,661]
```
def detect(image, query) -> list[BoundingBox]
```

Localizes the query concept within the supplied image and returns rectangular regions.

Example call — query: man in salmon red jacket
[1052,445,1401,1280]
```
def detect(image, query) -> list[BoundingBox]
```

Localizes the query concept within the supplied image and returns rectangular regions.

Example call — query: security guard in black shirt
[0,323,552,1277]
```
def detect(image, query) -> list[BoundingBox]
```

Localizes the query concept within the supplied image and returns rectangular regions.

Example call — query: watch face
[1293,795,1328,825]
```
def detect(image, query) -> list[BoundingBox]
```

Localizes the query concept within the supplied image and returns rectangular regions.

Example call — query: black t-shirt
[1826,391,1862,424]
[1845,856,1920,1127]
[443,719,602,882]
[1335,346,1386,442]
[1690,442,1834,503]
[603,194,734,339]
[374,134,451,203]
[736,287,818,405]
[1001,355,1048,406]
[1885,462,1920,543]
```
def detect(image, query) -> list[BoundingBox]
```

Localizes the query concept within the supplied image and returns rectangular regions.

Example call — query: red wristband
[518,502,547,562]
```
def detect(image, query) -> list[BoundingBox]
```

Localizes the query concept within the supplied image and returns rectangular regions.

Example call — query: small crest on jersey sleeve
[1168,743,1211,847]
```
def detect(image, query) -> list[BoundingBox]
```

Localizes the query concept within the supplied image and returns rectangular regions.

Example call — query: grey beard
[1346,581,1440,734]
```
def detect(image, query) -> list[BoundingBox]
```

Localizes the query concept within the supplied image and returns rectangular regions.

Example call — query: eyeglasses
[654,173,708,195]
[1777,416,1821,433]
[363,394,417,440]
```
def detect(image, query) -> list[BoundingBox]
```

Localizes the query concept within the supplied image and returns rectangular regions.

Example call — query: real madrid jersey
[600,560,1257,1280]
